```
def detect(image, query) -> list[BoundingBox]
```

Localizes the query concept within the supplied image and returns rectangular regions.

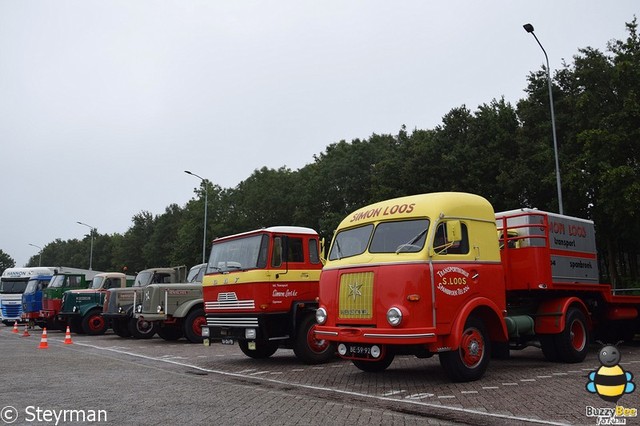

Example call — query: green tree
[0,249,16,273]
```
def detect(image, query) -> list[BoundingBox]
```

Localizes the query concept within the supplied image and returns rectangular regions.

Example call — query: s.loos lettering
[350,203,416,223]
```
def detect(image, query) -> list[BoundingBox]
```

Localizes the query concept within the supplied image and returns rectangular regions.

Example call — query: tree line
[5,19,639,287]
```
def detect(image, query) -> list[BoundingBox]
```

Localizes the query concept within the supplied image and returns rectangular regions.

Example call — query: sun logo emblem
[586,342,635,403]
[347,283,362,300]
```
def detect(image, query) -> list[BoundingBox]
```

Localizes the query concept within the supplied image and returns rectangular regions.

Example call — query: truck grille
[206,317,259,327]
[338,271,374,320]
[1,304,22,318]
[205,292,255,310]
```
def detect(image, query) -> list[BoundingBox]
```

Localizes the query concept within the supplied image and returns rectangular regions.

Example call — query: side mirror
[446,220,462,243]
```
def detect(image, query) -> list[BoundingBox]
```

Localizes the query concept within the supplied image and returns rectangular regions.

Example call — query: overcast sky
[1,1,637,268]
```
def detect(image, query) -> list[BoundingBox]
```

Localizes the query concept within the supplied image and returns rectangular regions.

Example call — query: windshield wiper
[396,228,429,254]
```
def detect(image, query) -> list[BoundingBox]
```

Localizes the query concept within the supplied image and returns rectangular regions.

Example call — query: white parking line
[71,341,570,426]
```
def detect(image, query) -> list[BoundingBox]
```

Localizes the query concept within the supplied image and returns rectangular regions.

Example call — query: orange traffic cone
[12,321,18,333]
[64,326,73,345]
[38,328,49,349]
[21,325,30,337]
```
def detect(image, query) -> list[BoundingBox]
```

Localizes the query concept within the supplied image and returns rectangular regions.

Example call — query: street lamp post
[185,170,208,264]
[28,243,43,267]
[523,23,564,215]
[76,221,95,270]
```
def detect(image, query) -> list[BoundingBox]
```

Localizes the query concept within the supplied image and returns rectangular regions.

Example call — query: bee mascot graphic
[586,342,635,402]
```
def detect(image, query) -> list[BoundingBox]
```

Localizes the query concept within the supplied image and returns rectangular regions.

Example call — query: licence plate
[346,344,372,357]
[221,338,235,345]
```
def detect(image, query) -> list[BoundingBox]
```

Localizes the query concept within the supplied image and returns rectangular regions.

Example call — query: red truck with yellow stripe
[314,192,640,382]
[201,226,334,364]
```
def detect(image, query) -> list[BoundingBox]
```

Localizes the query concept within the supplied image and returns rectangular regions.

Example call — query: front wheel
[238,340,278,359]
[82,310,108,335]
[439,316,491,382]
[293,315,335,364]
[183,308,206,344]
[554,308,589,363]
[128,317,157,339]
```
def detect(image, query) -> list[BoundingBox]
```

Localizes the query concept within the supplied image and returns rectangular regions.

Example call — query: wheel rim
[569,319,586,351]
[307,323,330,353]
[460,327,484,368]
[88,315,105,332]
[192,316,206,336]
[137,320,152,333]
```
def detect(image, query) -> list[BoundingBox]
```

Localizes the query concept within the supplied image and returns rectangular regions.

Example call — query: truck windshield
[0,279,28,294]
[24,278,49,294]
[134,272,153,287]
[48,275,66,288]
[329,219,430,260]
[91,276,104,289]
[207,234,268,273]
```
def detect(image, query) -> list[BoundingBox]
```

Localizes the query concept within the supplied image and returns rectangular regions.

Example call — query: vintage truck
[58,272,134,335]
[102,265,188,338]
[132,263,207,343]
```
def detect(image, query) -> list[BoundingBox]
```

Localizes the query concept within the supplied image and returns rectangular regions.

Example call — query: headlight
[315,307,327,325]
[201,327,210,337]
[72,306,78,313]
[136,304,142,313]
[387,307,402,327]
[118,306,123,313]
[371,345,381,358]
[245,328,256,339]
[157,305,163,313]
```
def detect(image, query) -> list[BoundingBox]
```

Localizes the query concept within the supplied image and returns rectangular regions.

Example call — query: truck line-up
[7,191,640,382]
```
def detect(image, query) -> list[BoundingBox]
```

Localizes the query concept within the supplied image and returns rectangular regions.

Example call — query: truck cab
[1,267,58,326]
[22,275,53,326]
[132,263,207,343]
[201,226,335,364]
[102,266,187,338]
[58,272,134,335]
[41,273,92,330]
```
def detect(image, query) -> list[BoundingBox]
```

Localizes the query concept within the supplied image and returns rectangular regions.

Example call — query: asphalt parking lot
[1,326,639,425]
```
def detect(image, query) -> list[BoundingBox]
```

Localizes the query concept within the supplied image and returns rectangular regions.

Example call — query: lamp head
[523,23,534,33]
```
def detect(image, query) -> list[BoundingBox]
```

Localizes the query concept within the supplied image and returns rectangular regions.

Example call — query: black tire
[82,310,108,335]
[554,308,589,363]
[539,335,560,361]
[352,350,395,373]
[439,316,491,382]
[183,308,206,344]
[112,319,131,338]
[157,325,183,341]
[238,340,278,359]
[293,314,335,364]
[128,317,157,339]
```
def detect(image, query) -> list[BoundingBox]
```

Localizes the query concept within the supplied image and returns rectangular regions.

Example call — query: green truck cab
[41,273,92,331]
[58,272,134,335]
[132,263,207,343]
[102,266,187,339]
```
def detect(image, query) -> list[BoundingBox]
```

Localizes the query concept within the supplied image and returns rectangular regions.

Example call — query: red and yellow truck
[314,192,640,382]
[201,226,334,364]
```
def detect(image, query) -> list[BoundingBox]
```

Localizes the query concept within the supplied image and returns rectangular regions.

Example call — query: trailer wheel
[183,308,206,344]
[352,349,395,373]
[82,309,107,335]
[293,314,335,364]
[128,317,157,339]
[112,319,131,338]
[238,340,278,359]
[439,316,491,382]
[554,308,589,363]
[157,325,183,341]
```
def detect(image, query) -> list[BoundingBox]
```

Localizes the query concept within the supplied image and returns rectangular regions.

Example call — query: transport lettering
[350,203,415,222]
